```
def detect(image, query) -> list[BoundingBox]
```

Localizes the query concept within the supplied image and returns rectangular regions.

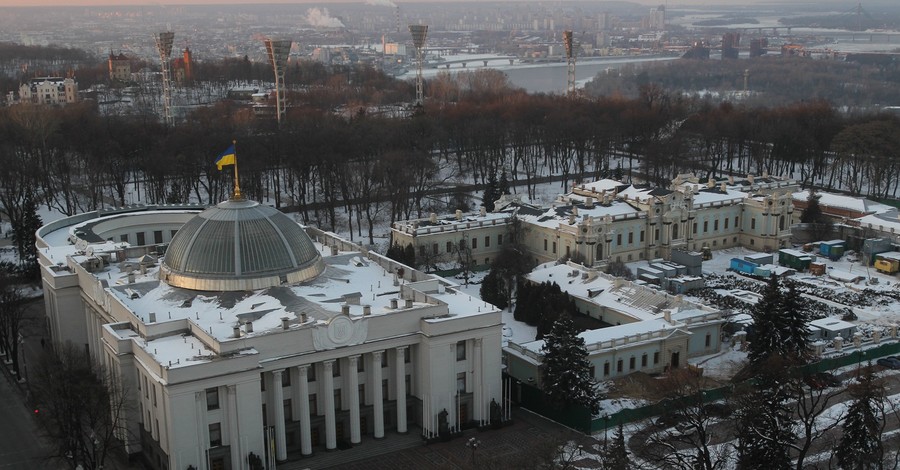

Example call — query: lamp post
[602,414,610,445]
[466,437,481,466]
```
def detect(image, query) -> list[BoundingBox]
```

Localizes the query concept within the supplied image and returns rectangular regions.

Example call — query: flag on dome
[216,144,236,170]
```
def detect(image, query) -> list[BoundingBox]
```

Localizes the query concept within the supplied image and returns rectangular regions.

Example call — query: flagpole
[232,139,242,200]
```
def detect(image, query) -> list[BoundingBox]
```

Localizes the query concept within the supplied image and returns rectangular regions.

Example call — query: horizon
[0,0,819,7]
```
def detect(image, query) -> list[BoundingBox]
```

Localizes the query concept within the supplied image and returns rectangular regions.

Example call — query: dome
[160,198,324,291]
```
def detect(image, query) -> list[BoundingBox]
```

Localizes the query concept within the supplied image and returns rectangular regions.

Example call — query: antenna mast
[264,38,292,126]
[155,31,175,126]
[409,24,428,107]
[563,30,577,96]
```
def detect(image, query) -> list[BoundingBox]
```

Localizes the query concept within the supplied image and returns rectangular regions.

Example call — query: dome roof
[160,198,324,291]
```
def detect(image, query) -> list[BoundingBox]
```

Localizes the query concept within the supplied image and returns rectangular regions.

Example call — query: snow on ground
[690,342,748,381]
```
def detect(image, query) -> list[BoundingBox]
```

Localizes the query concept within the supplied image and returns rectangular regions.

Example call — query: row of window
[429,234,503,256]
[118,229,178,245]
[259,349,416,392]
[593,352,660,377]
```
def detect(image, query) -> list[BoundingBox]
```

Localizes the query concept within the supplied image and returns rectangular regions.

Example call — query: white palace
[37,197,503,470]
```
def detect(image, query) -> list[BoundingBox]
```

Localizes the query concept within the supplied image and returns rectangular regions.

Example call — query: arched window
[672,223,679,239]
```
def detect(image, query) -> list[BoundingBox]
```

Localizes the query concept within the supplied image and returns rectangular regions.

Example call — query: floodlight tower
[409,24,428,107]
[563,30,577,97]
[155,31,175,126]
[264,38,292,126]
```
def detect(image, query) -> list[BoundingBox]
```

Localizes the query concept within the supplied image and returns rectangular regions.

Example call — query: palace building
[38,197,503,470]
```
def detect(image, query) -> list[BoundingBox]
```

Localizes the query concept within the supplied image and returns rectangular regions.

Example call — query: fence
[512,342,900,435]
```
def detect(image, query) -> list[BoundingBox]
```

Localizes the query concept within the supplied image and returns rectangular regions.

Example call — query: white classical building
[17,76,78,105]
[37,198,503,470]
[391,173,797,271]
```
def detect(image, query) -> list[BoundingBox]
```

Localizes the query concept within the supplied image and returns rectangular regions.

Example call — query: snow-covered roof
[793,190,893,215]
[809,317,856,332]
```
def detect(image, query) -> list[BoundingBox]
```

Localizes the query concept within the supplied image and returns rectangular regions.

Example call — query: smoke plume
[306,8,345,28]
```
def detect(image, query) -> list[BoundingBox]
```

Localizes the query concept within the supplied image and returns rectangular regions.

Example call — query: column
[227,386,241,470]
[323,360,337,450]
[298,365,312,456]
[348,355,361,444]
[473,338,483,425]
[395,346,408,433]
[372,351,384,438]
[195,391,206,467]
[271,369,287,461]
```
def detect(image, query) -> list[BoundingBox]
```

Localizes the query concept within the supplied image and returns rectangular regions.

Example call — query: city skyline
[0,0,834,8]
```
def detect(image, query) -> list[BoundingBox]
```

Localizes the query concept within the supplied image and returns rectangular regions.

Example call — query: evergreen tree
[837,369,884,469]
[602,423,631,469]
[482,171,499,212]
[498,170,511,196]
[734,359,796,470]
[748,276,811,365]
[11,195,42,280]
[540,315,600,414]
[800,193,826,224]
[479,270,508,310]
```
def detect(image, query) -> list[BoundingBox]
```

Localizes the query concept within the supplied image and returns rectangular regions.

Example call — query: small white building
[808,317,857,341]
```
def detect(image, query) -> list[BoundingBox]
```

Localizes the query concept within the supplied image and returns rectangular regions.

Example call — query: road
[0,298,59,469]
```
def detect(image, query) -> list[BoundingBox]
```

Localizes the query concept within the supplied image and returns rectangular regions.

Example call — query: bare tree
[31,342,133,470]
[0,272,28,381]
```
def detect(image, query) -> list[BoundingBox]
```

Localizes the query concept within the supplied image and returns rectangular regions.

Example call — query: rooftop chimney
[233,326,241,338]
[585,196,594,208]
[363,305,371,316]
[480,206,487,217]
[430,213,437,224]
[405,298,414,308]
[455,209,463,221]
[342,304,350,316]
[245,321,253,333]
[301,312,308,323]
[281,317,290,330]
[390,298,398,309]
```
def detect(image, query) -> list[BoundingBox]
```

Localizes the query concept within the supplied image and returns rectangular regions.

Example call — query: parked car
[804,372,842,390]
[654,412,686,428]
[876,357,900,370]
[702,403,733,418]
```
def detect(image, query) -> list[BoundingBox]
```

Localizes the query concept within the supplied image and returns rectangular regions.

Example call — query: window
[136,232,145,245]
[459,240,466,251]
[628,232,633,244]
[209,423,222,447]
[359,384,366,406]
[751,218,756,230]
[406,374,412,396]
[419,245,426,256]
[616,360,623,373]
[703,221,708,232]
[308,365,317,382]
[144,375,149,398]
[260,372,266,391]
[603,362,610,376]
[206,388,219,410]
[472,238,477,249]
[357,358,365,373]
[456,341,466,361]
[154,230,163,244]
[432,243,438,255]
[653,352,660,364]
[404,348,411,363]
[655,229,659,241]
[641,354,648,367]
[779,215,785,231]
[308,394,317,415]
[544,239,548,251]
[484,236,490,248]
[171,229,178,239]
[725,218,729,229]
[629,357,636,370]
[152,385,157,407]
[281,371,291,387]
[498,234,503,245]
[120,234,128,243]
[734,216,739,228]
[334,389,341,410]
[705,333,711,347]
[552,242,557,254]
[693,223,697,234]
[714,219,719,231]
[262,404,267,426]
[332,360,341,377]
[381,352,388,368]
[617,234,622,246]
[446,241,453,253]
[382,379,389,399]
[589,365,596,378]
[640,231,645,242]
[457,372,466,393]
[283,399,292,422]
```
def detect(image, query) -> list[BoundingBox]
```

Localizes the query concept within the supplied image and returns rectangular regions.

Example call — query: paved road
[0,298,58,469]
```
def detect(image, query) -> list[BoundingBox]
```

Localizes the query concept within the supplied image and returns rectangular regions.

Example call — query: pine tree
[800,193,825,224]
[498,170,511,196]
[540,315,600,414]
[735,360,796,470]
[11,195,42,280]
[748,276,811,365]
[837,369,884,469]
[482,171,499,212]
[602,423,631,469]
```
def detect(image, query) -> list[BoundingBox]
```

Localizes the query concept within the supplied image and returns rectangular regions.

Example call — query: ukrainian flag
[216,144,236,170]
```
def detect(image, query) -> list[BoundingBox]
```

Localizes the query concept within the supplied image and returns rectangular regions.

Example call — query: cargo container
[779,249,813,271]
[730,258,759,275]
[819,240,845,261]
[874,251,900,274]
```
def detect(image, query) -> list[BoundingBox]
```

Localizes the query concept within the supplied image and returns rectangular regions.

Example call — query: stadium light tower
[155,31,175,126]
[563,30,577,97]
[408,24,428,107]
[264,38,292,125]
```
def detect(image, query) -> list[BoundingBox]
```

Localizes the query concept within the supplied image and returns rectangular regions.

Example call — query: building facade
[18,76,78,105]
[38,199,503,470]
[392,173,797,271]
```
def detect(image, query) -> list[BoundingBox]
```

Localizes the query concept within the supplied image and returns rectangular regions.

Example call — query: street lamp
[466,437,482,466]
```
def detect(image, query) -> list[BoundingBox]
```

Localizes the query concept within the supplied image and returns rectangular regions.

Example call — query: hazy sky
[0,0,714,7]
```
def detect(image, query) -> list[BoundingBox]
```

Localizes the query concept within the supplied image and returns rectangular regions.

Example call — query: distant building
[648,5,666,31]
[750,38,768,58]
[172,47,193,85]
[17,76,78,105]
[392,173,797,270]
[108,52,132,82]
[721,33,740,60]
